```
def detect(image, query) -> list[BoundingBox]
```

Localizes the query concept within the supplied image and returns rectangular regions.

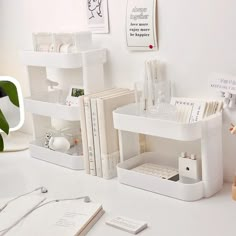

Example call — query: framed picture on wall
[126,0,158,51]
[86,0,109,34]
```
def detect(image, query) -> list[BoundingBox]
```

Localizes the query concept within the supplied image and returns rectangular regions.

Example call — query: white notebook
[0,196,104,236]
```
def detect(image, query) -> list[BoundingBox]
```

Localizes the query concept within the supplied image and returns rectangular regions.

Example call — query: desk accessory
[113,103,223,201]
[209,72,236,109]
[33,32,92,53]
[21,39,107,170]
[178,152,201,183]
[132,163,179,181]
[66,85,84,106]
[106,216,147,235]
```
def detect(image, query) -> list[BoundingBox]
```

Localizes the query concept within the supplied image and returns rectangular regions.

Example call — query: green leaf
[0,81,19,107]
[0,109,9,134]
[0,134,3,151]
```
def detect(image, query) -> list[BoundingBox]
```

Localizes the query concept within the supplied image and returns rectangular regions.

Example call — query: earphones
[0,187,91,236]
[0,186,48,213]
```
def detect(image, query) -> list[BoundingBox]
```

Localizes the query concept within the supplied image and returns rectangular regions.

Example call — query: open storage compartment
[113,103,223,201]
[24,91,80,121]
[117,152,204,201]
[30,139,83,170]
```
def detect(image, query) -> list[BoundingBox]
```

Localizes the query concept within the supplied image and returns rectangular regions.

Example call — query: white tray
[24,91,80,120]
[20,49,107,68]
[113,103,222,141]
[117,152,204,201]
[29,140,84,170]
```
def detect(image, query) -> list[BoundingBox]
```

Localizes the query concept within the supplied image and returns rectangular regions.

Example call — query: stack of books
[170,97,223,123]
[79,88,135,179]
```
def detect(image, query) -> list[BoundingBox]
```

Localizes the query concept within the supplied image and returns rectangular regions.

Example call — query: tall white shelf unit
[21,49,106,170]
[113,103,223,201]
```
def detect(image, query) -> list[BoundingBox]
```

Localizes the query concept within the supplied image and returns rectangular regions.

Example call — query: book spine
[101,151,120,179]
[79,96,90,174]
[91,98,103,177]
[84,97,96,176]
[97,98,108,178]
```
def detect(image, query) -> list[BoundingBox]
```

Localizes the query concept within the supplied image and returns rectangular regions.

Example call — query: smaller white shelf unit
[21,49,107,170]
[113,103,223,201]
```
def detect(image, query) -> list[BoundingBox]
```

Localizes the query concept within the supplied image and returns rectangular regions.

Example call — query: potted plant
[0,81,19,151]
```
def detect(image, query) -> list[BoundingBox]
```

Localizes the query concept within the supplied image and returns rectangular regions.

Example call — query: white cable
[0,187,46,213]
[0,195,90,235]
[0,198,47,235]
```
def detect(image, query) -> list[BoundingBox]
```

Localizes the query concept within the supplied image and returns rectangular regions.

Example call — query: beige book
[97,90,135,179]
[83,88,128,175]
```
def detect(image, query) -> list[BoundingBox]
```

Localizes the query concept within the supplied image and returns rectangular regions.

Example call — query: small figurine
[229,123,236,200]
[229,123,236,134]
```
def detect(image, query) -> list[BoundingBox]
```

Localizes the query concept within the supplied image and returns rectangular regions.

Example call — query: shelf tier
[29,140,84,170]
[20,48,107,68]
[117,152,204,201]
[24,96,80,121]
[113,103,222,141]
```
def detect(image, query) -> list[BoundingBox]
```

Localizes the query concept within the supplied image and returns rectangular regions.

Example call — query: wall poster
[126,0,157,51]
[87,0,109,34]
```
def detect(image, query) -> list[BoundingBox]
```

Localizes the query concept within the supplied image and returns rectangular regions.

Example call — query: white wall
[1,0,236,181]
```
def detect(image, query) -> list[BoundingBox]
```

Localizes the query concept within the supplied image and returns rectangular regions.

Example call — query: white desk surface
[0,150,235,236]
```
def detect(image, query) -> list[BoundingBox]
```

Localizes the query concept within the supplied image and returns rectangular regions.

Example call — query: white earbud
[40,187,48,193]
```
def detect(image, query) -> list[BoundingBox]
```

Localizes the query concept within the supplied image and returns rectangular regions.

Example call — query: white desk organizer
[113,103,223,201]
[21,49,106,170]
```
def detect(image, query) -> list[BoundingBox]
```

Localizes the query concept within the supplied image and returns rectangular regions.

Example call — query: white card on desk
[106,216,148,234]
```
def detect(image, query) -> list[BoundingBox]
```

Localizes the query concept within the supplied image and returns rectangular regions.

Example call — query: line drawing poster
[126,0,157,51]
[87,0,109,34]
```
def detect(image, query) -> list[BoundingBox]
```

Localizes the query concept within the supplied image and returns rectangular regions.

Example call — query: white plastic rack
[113,103,223,201]
[21,48,107,170]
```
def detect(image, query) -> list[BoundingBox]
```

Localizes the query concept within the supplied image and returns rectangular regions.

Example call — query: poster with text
[87,0,109,34]
[126,0,157,51]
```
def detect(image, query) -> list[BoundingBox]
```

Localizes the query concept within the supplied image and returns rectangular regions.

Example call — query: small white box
[179,157,201,180]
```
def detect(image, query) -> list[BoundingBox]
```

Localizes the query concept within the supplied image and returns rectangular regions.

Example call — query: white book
[5,198,104,236]
[97,91,135,179]
[171,97,207,123]
[84,89,128,176]
[91,89,130,177]
[79,96,90,174]
[91,98,103,177]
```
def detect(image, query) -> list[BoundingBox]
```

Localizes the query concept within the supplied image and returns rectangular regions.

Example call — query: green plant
[0,81,19,151]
